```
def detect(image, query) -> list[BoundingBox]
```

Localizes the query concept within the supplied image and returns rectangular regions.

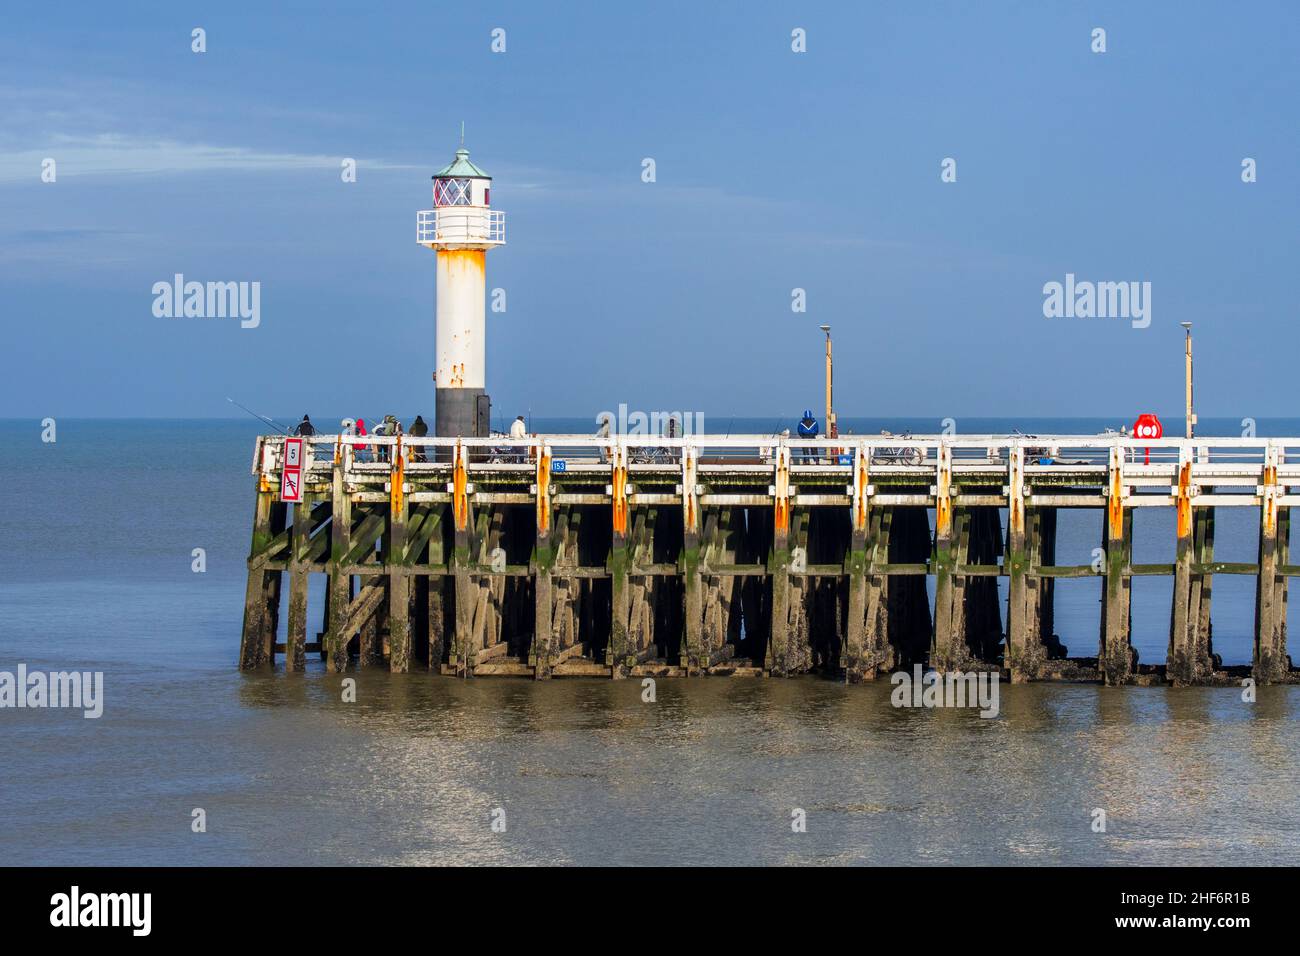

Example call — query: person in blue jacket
[797,409,819,462]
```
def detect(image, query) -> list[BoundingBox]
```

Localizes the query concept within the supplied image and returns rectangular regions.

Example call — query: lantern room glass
[434,178,473,207]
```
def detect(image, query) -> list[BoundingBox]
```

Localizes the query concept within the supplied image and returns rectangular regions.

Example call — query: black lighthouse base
[436,387,490,438]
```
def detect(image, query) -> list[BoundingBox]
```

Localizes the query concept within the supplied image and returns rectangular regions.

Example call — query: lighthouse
[417,144,506,437]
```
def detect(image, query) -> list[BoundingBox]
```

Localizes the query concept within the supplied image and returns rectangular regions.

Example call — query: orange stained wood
[1107,451,1124,540]
[535,446,551,536]
[390,437,404,513]
[1008,448,1025,536]
[1175,460,1192,539]
[774,448,790,536]
[453,442,468,532]
[682,453,698,534]
[1262,463,1278,536]
[934,447,952,537]
[611,455,628,536]
[852,448,869,533]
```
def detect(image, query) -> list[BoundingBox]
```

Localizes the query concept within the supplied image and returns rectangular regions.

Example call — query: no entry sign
[280,437,304,502]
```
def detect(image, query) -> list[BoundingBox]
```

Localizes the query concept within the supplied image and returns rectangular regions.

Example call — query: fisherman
[409,415,428,461]
[373,415,401,463]
[294,414,315,436]
[503,416,527,463]
[354,417,369,461]
[797,409,819,462]
[664,415,680,463]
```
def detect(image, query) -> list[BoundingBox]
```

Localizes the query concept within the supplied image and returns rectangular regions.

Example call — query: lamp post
[1180,322,1195,439]
[819,324,835,438]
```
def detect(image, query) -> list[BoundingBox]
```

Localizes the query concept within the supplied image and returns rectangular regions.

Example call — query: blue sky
[2,1,1296,421]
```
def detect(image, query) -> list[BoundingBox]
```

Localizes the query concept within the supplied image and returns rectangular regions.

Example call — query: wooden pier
[238,433,1298,685]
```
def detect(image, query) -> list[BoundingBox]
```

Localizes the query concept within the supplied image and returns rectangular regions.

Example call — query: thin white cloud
[0,133,420,183]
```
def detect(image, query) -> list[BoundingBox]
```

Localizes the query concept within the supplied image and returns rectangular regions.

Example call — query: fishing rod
[227,397,291,435]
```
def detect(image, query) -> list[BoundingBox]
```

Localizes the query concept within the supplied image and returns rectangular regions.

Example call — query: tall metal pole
[820,324,834,437]
[1182,322,1195,439]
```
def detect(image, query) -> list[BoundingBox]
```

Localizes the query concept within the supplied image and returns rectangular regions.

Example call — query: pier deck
[239,433,1298,685]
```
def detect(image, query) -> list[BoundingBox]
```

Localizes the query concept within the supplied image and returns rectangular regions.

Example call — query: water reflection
[8,670,1300,865]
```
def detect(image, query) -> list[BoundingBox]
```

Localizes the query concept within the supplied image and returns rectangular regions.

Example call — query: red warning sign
[281,437,304,502]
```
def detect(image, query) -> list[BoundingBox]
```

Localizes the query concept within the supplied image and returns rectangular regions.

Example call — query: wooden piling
[1168,448,1210,684]
[324,449,353,672]
[1255,445,1288,683]
[1099,446,1133,685]
[284,492,314,672]
[241,431,1297,686]
[387,439,412,673]
[238,473,286,670]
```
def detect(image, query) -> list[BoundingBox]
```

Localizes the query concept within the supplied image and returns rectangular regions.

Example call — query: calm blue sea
[1,417,1298,866]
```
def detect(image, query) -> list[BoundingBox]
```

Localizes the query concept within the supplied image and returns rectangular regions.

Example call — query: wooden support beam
[325,454,354,672]
[767,445,792,674]
[284,493,315,672]
[239,479,286,669]
[1005,445,1042,681]
[1255,445,1289,682]
[1099,446,1134,685]
[1168,448,1211,684]
[449,442,475,676]
[1190,503,1216,673]
[843,443,871,681]
[862,509,892,677]
[388,447,412,673]
[609,445,630,674]
[681,447,703,670]
[931,445,967,672]
[426,509,447,670]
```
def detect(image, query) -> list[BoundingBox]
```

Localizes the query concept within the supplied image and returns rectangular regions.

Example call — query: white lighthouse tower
[417,143,505,437]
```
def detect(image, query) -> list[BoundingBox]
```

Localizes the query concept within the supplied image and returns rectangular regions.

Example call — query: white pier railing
[253,434,1300,504]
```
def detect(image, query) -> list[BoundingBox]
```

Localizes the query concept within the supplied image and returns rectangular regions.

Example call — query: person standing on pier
[798,409,819,462]
[294,415,315,436]
[409,415,428,461]
[354,417,369,461]
[509,415,528,463]
[664,415,680,464]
